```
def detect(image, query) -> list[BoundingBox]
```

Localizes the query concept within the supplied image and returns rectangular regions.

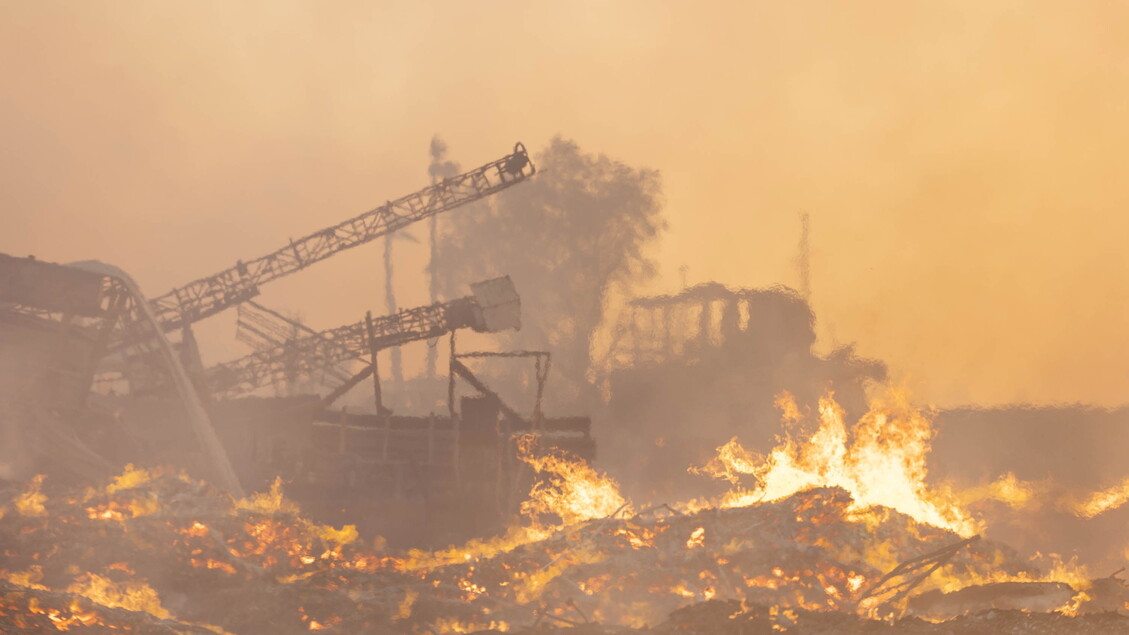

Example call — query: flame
[14,474,47,517]
[926,551,1094,616]
[21,596,104,630]
[85,495,161,521]
[4,565,47,590]
[1038,554,1093,593]
[234,476,301,515]
[942,552,1094,592]
[955,472,1044,510]
[2,409,1122,632]
[105,463,156,493]
[315,523,359,548]
[690,438,760,486]
[66,573,171,619]
[395,587,418,620]
[686,526,706,549]
[432,616,510,633]
[400,438,631,572]
[517,434,628,526]
[1072,475,1129,518]
[692,388,976,535]
[298,606,343,631]
[614,525,657,549]
[939,468,1129,521]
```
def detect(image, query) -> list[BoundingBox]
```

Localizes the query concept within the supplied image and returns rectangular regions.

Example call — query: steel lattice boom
[235,300,354,386]
[149,143,534,333]
[207,277,520,397]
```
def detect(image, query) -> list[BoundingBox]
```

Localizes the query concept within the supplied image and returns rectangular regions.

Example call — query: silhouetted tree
[433,137,665,409]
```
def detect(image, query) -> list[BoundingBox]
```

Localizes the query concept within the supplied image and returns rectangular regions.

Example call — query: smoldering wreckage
[2,142,1128,634]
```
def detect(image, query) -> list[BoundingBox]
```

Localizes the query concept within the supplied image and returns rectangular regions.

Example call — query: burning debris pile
[3,390,1129,634]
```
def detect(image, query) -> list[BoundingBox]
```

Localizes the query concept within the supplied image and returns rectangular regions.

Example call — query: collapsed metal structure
[207,276,520,399]
[0,256,244,492]
[0,141,593,543]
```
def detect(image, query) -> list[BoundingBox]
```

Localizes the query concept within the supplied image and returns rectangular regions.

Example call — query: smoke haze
[2,1,1128,407]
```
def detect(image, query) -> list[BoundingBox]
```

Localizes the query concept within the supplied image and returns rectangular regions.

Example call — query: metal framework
[208,296,481,397]
[453,350,552,427]
[148,142,534,333]
[236,300,316,351]
[0,255,246,494]
[235,300,354,388]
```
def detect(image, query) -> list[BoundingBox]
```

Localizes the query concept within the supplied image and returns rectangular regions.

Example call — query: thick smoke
[3,2,1128,406]
[426,135,460,378]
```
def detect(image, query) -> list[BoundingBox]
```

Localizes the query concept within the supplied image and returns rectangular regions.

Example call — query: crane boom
[235,300,355,386]
[149,143,534,333]
[207,277,520,397]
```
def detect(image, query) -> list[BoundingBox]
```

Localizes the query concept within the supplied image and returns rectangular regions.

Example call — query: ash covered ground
[3,392,1129,634]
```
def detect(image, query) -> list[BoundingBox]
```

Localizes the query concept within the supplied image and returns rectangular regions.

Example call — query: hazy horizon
[3,1,1127,408]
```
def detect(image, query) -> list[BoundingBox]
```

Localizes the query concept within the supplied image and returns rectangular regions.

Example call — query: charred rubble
[2,465,1128,634]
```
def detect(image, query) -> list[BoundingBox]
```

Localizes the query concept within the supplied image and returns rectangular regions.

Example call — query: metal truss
[208,296,480,397]
[148,142,534,333]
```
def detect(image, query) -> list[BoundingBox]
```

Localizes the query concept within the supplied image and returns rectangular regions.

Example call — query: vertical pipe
[448,331,460,484]
[364,312,384,414]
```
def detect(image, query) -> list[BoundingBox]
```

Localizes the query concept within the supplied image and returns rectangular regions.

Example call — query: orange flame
[14,474,47,518]
[692,387,976,535]
[1072,476,1129,519]
[66,573,171,619]
[517,434,628,527]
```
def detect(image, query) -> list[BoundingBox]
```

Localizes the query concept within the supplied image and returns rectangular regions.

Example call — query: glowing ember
[66,573,171,619]
[14,475,47,518]
[2,409,1126,633]
[685,527,705,549]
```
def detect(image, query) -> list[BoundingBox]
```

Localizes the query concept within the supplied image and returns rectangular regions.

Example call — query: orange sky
[2,1,1127,407]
